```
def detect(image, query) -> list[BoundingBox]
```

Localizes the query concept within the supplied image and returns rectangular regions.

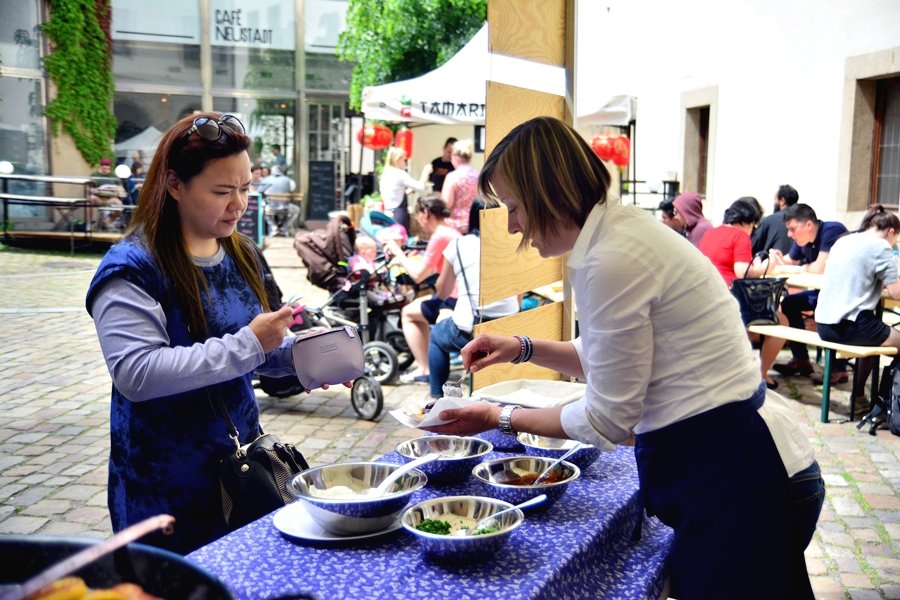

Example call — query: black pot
[0,535,233,599]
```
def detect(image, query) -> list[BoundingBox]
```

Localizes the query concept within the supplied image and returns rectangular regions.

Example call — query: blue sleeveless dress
[87,239,266,553]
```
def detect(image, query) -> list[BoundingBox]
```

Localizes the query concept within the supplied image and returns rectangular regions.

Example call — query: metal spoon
[374,452,440,496]
[441,370,470,398]
[452,494,548,536]
[533,442,585,485]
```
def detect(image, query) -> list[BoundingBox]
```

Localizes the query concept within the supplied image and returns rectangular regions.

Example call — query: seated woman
[427,199,519,400]
[815,204,900,404]
[383,195,460,383]
[699,198,786,389]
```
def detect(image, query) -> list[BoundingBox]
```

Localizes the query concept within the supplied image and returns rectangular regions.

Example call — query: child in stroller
[293,214,421,384]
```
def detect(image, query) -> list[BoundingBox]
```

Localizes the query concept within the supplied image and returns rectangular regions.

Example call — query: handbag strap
[208,389,243,456]
[455,240,482,325]
[744,251,770,279]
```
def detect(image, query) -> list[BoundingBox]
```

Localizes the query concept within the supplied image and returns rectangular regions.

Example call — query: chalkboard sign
[308,160,336,220]
[237,192,264,247]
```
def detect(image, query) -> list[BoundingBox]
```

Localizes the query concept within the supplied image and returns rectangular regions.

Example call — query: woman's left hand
[421,403,501,436]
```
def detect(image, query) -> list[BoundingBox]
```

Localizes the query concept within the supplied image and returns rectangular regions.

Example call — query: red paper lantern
[590,134,615,162]
[356,124,393,150]
[395,127,414,159]
[612,135,631,167]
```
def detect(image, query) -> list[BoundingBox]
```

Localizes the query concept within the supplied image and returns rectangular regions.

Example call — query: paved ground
[1,235,899,599]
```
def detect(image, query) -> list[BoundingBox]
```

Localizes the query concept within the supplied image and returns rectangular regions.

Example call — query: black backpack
[858,359,900,436]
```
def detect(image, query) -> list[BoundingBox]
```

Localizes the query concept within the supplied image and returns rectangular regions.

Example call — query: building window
[114,91,202,165]
[873,77,900,207]
[0,0,46,181]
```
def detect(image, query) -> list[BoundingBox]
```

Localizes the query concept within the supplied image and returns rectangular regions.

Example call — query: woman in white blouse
[426,117,822,600]
[378,147,431,234]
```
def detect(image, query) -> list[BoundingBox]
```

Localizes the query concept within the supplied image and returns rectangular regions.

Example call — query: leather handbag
[291,325,365,389]
[730,254,788,326]
[212,393,310,531]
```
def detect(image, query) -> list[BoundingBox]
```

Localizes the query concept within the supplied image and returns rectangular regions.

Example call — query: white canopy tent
[362,24,569,125]
[114,125,163,157]
[577,95,638,129]
[361,24,636,131]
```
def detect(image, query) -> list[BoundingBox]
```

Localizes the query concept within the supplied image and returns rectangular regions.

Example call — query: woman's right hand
[461,334,521,372]
[249,305,293,353]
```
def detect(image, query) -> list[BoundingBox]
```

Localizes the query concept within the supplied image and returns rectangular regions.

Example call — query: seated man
[260,165,300,236]
[768,203,848,383]
[89,158,127,230]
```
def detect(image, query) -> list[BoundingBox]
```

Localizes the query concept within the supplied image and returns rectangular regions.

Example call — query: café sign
[111,0,295,50]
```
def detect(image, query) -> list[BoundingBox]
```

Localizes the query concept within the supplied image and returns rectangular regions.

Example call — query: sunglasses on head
[185,114,245,141]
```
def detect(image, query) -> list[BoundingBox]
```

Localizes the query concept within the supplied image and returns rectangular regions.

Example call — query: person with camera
[86,113,325,554]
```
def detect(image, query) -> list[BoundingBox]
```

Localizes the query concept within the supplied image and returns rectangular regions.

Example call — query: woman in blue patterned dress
[86,113,299,553]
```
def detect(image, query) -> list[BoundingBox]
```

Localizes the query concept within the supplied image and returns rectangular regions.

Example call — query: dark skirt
[635,384,818,599]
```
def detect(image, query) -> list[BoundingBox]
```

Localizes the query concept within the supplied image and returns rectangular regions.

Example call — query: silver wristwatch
[498,404,522,435]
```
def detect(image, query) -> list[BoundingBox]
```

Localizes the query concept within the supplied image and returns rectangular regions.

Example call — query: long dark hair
[858,204,900,233]
[126,112,269,339]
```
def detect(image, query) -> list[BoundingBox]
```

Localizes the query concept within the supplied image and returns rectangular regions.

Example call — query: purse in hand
[730,253,788,326]
[291,325,365,389]
[212,393,310,531]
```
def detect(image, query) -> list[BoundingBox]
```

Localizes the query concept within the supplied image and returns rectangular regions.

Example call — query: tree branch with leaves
[337,0,486,111]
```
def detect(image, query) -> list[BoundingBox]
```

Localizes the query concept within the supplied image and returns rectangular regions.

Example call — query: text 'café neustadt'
[214,9,273,45]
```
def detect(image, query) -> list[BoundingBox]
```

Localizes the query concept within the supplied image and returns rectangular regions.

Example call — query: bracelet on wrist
[511,335,533,364]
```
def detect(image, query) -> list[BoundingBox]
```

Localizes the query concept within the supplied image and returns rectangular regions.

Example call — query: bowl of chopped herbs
[400,495,524,562]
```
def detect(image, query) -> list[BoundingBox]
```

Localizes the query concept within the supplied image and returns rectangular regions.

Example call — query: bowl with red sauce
[516,433,602,471]
[471,456,580,507]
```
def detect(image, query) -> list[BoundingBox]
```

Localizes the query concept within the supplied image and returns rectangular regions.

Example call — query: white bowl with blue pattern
[395,435,492,484]
[401,495,524,562]
[287,462,427,535]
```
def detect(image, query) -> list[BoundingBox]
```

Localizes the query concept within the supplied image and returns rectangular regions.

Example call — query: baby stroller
[254,247,384,420]
[293,215,418,401]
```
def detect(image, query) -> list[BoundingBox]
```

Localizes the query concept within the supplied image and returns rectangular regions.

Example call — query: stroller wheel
[351,377,384,420]
[363,340,400,384]
[385,331,414,372]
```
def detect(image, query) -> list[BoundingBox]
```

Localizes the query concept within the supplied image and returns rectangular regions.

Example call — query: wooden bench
[749,324,897,423]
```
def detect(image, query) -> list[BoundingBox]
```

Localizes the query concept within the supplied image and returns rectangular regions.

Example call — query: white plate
[272,501,403,542]
[475,379,586,408]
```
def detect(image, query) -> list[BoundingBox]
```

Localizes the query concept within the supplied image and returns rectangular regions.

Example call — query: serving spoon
[533,442,585,485]
[374,452,441,496]
[452,494,548,536]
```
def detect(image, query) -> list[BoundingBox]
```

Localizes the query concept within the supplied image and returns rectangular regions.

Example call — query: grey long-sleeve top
[91,276,295,402]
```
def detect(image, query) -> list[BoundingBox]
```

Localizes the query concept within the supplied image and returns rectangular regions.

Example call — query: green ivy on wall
[42,0,116,166]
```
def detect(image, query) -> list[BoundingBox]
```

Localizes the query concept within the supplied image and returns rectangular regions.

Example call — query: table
[188,442,672,600]
[0,174,95,255]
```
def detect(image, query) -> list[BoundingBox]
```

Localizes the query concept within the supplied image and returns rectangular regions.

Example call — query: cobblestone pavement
[1,236,899,599]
